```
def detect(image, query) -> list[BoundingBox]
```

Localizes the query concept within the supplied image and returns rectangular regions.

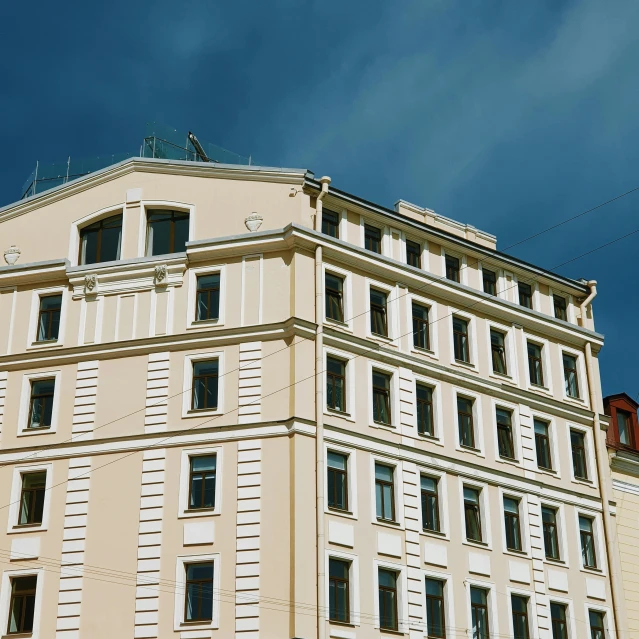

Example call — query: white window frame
[506,587,539,639]
[531,411,561,478]
[567,423,597,488]
[322,264,353,332]
[452,387,485,457]
[514,275,539,311]
[485,319,518,384]
[370,455,405,528]
[68,204,126,267]
[478,262,504,298]
[17,370,62,437]
[413,374,444,445]
[186,264,226,329]
[173,553,220,631]
[177,446,223,519]
[584,604,612,639]
[449,309,479,371]
[465,579,499,639]
[324,442,358,520]
[360,216,388,256]
[324,549,361,625]
[368,360,400,430]
[421,568,454,636]
[540,499,570,567]
[406,293,438,359]
[26,286,69,350]
[559,346,587,406]
[402,233,429,272]
[498,487,532,558]
[365,278,399,344]
[0,567,45,639]
[138,200,195,258]
[523,333,553,396]
[324,347,356,422]
[372,559,408,633]
[441,247,468,285]
[8,463,53,533]
[548,596,577,639]
[459,478,492,549]
[574,509,606,575]
[182,351,225,418]
[418,468,450,539]
[491,398,522,465]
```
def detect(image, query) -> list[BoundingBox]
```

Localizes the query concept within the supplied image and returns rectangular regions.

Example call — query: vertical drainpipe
[315,176,331,639]
[580,281,626,637]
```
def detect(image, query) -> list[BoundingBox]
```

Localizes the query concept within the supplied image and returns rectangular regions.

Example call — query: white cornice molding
[0,259,69,286]
[610,450,639,477]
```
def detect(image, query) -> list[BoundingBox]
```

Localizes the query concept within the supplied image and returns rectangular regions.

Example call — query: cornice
[610,449,639,477]
[0,259,69,286]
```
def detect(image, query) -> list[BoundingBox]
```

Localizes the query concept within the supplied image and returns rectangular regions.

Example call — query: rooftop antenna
[187,131,211,163]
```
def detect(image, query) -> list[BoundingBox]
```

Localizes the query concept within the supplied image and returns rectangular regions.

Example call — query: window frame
[523,333,553,395]
[324,549,360,625]
[517,281,534,310]
[8,464,53,534]
[514,276,539,310]
[370,456,404,528]
[540,500,569,566]
[532,413,561,477]
[77,211,124,266]
[363,222,384,254]
[549,598,575,639]
[407,293,438,358]
[498,487,531,558]
[373,560,408,633]
[420,474,441,534]
[443,252,462,284]
[323,347,355,422]
[584,605,611,639]
[374,462,396,523]
[405,238,422,269]
[186,265,226,328]
[575,510,605,574]
[567,424,596,487]
[419,468,450,539]
[0,568,44,639]
[18,370,62,437]
[139,201,194,258]
[453,388,484,456]
[411,301,431,352]
[507,588,538,639]
[323,264,353,331]
[414,374,444,444]
[449,309,478,371]
[326,356,348,415]
[173,553,220,632]
[486,320,517,383]
[465,580,498,639]
[460,479,492,549]
[178,446,223,519]
[325,444,358,519]
[560,347,586,404]
[480,265,500,297]
[365,278,398,343]
[368,361,399,430]
[27,286,68,350]
[492,400,521,464]
[549,287,575,324]
[182,352,225,418]
[422,569,454,639]
[321,208,343,239]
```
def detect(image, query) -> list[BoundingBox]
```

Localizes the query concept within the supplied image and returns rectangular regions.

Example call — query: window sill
[452,358,476,370]
[379,629,405,636]
[178,509,220,520]
[328,620,356,628]
[528,384,553,397]
[504,548,530,558]
[563,395,586,407]
[420,528,448,541]
[373,519,402,531]
[187,319,224,330]
[183,408,222,419]
[581,566,603,574]
[369,333,397,347]
[325,409,355,423]
[17,427,54,437]
[411,346,437,360]
[8,524,48,535]
[489,371,516,385]
[416,432,442,446]
[572,477,595,488]
[2,633,33,639]
[463,539,490,550]
[544,557,567,567]
[457,445,485,459]
[325,318,352,332]
[27,340,62,350]
[496,455,520,468]
[371,422,396,432]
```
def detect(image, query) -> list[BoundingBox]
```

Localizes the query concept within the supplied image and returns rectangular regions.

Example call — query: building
[604,393,639,636]
[0,154,625,638]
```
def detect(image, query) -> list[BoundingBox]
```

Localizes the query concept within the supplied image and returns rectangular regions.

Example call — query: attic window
[79,213,122,265]
[146,210,189,256]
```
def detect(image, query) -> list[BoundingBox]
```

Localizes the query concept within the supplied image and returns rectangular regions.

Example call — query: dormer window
[146,210,189,256]
[79,213,122,265]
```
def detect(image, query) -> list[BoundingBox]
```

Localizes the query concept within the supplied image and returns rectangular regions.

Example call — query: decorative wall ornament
[154,264,168,285]
[245,213,263,232]
[3,246,20,266]
[84,274,97,294]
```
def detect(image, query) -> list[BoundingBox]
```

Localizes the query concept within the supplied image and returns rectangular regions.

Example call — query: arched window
[79,213,122,265]
[146,210,189,256]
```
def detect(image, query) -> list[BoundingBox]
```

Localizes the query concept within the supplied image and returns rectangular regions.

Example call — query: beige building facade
[0,156,625,638]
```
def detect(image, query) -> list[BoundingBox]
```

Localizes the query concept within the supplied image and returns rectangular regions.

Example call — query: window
[470,587,490,639]
[503,497,522,551]
[496,408,515,460]
[375,463,395,521]
[416,384,434,437]
[445,255,460,282]
[490,330,507,375]
[378,569,398,631]
[464,487,482,542]
[518,282,532,308]
[184,562,213,622]
[327,357,347,413]
[147,210,189,256]
[527,342,544,386]
[370,288,388,337]
[322,209,340,238]
[372,371,392,425]
[36,294,62,342]
[483,269,497,296]
[617,409,633,446]
[327,452,348,511]
[195,274,220,322]
[453,317,470,363]
[589,610,605,639]
[550,602,568,639]
[542,507,560,560]
[325,273,345,323]
[534,420,553,470]
[579,516,597,568]
[457,397,475,449]
[570,430,588,480]
[511,595,530,639]
[188,455,216,511]
[7,575,37,635]
[27,379,55,430]
[412,303,430,350]
[18,472,46,526]
[79,213,122,264]
[364,224,382,253]
[562,354,580,398]
[421,476,440,532]
[425,578,446,638]
[191,360,219,411]
[329,558,350,623]
[406,240,421,268]
[554,295,567,321]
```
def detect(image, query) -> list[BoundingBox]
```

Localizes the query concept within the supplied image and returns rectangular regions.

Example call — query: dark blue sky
[1,0,637,397]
